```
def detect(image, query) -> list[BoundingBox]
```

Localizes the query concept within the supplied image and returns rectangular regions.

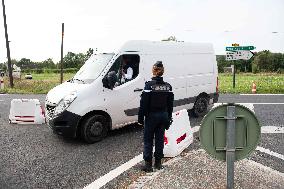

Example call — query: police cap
[153,61,163,68]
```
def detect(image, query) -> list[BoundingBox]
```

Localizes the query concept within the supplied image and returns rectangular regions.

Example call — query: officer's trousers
[143,112,168,161]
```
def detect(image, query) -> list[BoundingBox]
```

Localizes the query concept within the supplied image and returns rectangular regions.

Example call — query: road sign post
[226,45,255,89]
[200,103,261,189]
[233,61,236,88]
[226,105,236,189]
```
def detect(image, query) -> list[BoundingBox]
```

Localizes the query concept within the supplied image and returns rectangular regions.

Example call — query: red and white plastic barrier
[9,99,46,124]
[163,109,193,157]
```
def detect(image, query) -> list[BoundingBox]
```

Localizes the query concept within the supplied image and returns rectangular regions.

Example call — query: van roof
[119,40,214,54]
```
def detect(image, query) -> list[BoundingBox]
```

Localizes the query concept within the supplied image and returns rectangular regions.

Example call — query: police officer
[138,61,174,172]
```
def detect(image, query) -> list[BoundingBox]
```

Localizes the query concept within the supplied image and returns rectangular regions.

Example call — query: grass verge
[0,73,74,94]
[219,73,284,94]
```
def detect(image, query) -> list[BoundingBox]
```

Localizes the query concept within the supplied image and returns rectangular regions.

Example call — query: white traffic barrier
[9,99,46,124]
[0,77,4,90]
[213,103,254,112]
[163,109,193,157]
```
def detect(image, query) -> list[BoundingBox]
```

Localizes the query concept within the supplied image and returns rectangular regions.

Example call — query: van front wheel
[81,115,108,143]
[193,97,208,117]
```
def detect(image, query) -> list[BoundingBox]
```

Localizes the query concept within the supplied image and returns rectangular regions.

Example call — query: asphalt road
[0,94,283,189]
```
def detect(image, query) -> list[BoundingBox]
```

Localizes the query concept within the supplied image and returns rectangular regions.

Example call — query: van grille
[46,104,56,118]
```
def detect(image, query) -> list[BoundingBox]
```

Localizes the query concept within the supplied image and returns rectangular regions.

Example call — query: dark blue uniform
[138,76,174,162]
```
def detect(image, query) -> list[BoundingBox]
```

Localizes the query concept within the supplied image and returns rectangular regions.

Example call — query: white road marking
[216,102,284,105]
[192,126,200,133]
[0,100,4,102]
[84,154,143,189]
[128,157,183,189]
[256,146,284,161]
[250,103,284,105]
[246,160,284,177]
[193,125,284,134]
[240,94,284,96]
[261,126,284,134]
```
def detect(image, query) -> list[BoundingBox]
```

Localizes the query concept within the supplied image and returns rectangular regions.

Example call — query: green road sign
[226,46,255,51]
[200,104,261,161]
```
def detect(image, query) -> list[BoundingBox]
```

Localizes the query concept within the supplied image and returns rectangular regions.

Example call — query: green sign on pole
[200,103,261,161]
[226,46,255,51]
[200,103,261,189]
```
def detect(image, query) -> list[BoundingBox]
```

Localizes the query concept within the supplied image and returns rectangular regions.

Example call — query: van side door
[102,53,145,128]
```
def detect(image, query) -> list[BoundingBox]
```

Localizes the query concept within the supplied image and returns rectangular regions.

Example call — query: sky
[0,0,283,63]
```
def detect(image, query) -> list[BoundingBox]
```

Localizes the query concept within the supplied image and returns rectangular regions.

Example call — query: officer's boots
[142,160,153,172]
[154,159,164,170]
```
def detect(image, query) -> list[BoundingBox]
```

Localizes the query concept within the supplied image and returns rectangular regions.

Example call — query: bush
[22,68,78,74]
[252,64,259,74]
[64,68,79,73]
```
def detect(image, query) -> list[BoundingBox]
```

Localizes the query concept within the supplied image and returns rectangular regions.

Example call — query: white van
[45,40,218,143]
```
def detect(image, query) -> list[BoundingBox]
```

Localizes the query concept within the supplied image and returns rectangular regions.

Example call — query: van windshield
[71,53,114,84]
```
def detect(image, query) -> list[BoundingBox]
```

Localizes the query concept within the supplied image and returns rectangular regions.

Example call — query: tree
[62,52,88,69]
[252,50,270,72]
[40,58,56,69]
[0,62,7,71]
[216,55,228,73]
[16,58,36,69]
[86,48,94,58]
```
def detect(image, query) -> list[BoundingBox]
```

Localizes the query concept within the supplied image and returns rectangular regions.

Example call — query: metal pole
[60,23,64,83]
[233,61,236,88]
[226,105,236,189]
[1,0,13,88]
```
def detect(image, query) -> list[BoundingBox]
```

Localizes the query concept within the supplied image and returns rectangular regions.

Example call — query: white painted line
[192,126,200,133]
[193,125,284,134]
[246,159,284,177]
[216,102,284,105]
[240,94,284,96]
[261,126,284,134]
[256,146,284,161]
[84,154,143,189]
[0,100,4,102]
[251,103,284,105]
[128,156,183,189]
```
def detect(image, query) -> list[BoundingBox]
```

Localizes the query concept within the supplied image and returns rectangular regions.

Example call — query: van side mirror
[103,71,117,90]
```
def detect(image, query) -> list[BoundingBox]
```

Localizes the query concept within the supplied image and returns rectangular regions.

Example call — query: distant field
[219,73,284,94]
[1,73,75,94]
[0,72,283,94]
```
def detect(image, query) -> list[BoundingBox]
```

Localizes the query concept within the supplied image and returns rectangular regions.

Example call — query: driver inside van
[121,57,133,83]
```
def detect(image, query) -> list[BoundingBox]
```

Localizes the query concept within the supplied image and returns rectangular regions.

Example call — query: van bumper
[47,111,81,138]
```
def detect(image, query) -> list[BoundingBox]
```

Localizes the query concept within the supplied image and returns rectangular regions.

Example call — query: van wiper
[72,78,86,84]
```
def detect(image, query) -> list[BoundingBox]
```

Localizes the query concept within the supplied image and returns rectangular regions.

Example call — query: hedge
[22,68,79,74]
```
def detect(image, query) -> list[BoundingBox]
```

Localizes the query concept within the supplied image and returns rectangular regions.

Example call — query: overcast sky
[0,0,283,63]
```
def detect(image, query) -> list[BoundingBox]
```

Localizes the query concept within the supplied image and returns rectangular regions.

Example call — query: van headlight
[54,91,77,116]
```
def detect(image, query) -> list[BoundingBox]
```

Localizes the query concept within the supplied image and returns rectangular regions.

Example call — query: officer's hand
[169,117,173,125]
[138,122,143,126]
[165,117,173,130]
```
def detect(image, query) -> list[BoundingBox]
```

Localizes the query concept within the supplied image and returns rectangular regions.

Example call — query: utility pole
[233,60,236,88]
[60,23,64,83]
[2,0,13,88]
